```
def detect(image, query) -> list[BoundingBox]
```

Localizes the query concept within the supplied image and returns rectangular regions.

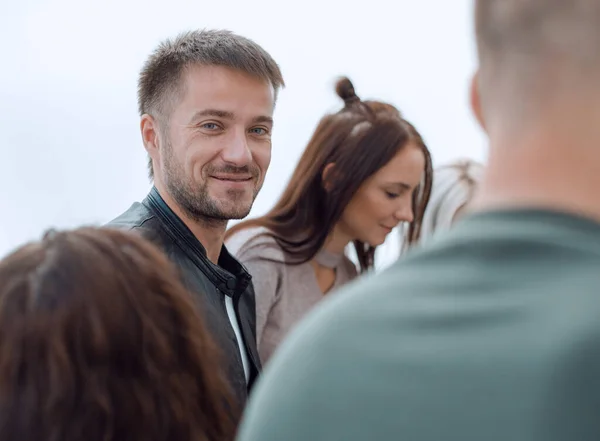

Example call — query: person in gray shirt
[236,1,600,440]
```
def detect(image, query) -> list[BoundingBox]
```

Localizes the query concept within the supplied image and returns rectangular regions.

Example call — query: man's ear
[141,114,161,164]
[470,69,486,132]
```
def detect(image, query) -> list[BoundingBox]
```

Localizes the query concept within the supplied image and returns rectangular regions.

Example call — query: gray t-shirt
[226,227,358,364]
[236,209,600,441]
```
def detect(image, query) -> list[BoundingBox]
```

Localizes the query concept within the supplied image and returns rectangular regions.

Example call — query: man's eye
[250,127,268,135]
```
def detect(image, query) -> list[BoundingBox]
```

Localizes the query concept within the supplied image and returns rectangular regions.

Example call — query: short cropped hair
[476,0,600,67]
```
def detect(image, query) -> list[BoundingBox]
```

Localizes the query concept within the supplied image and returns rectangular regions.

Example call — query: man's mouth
[211,174,253,182]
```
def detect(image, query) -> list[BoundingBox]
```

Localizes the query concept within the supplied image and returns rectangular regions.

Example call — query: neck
[472,119,600,223]
[323,225,352,255]
[154,184,227,264]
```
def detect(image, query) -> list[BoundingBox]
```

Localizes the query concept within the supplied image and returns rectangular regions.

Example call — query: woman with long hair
[225,77,432,363]
[0,227,235,441]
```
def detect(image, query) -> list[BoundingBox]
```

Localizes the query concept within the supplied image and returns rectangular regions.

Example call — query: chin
[227,210,252,220]
[219,201,253,220]
[365,235,387,248]
[210,189,254,211]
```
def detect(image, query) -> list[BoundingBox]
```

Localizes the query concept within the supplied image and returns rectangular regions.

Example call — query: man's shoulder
[106,201,154,230]
[105,202,173,251]
[240,216,600,380]
[238,228,600,441]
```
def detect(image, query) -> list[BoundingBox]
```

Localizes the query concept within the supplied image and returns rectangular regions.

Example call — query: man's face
[153,64,275,222]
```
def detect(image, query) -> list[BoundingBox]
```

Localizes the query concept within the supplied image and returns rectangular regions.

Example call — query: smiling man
[107,29,284,416]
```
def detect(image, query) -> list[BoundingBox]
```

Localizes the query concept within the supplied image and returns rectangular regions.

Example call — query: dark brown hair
[138,28,285,179]
[0,227,235,441]
[226,77,432,272]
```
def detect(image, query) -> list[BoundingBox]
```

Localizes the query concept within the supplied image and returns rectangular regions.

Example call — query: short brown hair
[476,0,600,69]
[138,29,285,179]
[0,227,235,441]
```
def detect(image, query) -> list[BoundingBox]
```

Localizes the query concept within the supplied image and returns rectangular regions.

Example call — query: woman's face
[336,143,425,247]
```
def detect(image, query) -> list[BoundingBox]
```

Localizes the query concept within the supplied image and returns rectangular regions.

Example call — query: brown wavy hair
[226,76,432,271]
[0,227,235,441]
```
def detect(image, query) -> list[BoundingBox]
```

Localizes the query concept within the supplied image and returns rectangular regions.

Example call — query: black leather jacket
[107,187,261,407]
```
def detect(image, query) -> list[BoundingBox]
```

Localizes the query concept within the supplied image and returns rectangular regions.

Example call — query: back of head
[0,228,234,441]
[227,77,432,271]
[138,29,285,179]
[475,0,600,127]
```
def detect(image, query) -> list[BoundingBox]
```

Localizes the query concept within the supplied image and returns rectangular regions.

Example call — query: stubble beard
[162,141,260,225]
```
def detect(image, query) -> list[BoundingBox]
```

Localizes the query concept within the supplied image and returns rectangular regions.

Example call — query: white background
[0,0,486,263]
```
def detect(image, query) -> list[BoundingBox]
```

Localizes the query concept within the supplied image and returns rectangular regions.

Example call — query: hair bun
[335,77,360,105]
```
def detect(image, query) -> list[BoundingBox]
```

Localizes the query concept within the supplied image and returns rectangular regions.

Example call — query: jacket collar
[144,187,251,294]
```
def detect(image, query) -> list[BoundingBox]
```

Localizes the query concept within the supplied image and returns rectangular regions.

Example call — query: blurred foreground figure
[236,1,600,440]
[0,228,234,441]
